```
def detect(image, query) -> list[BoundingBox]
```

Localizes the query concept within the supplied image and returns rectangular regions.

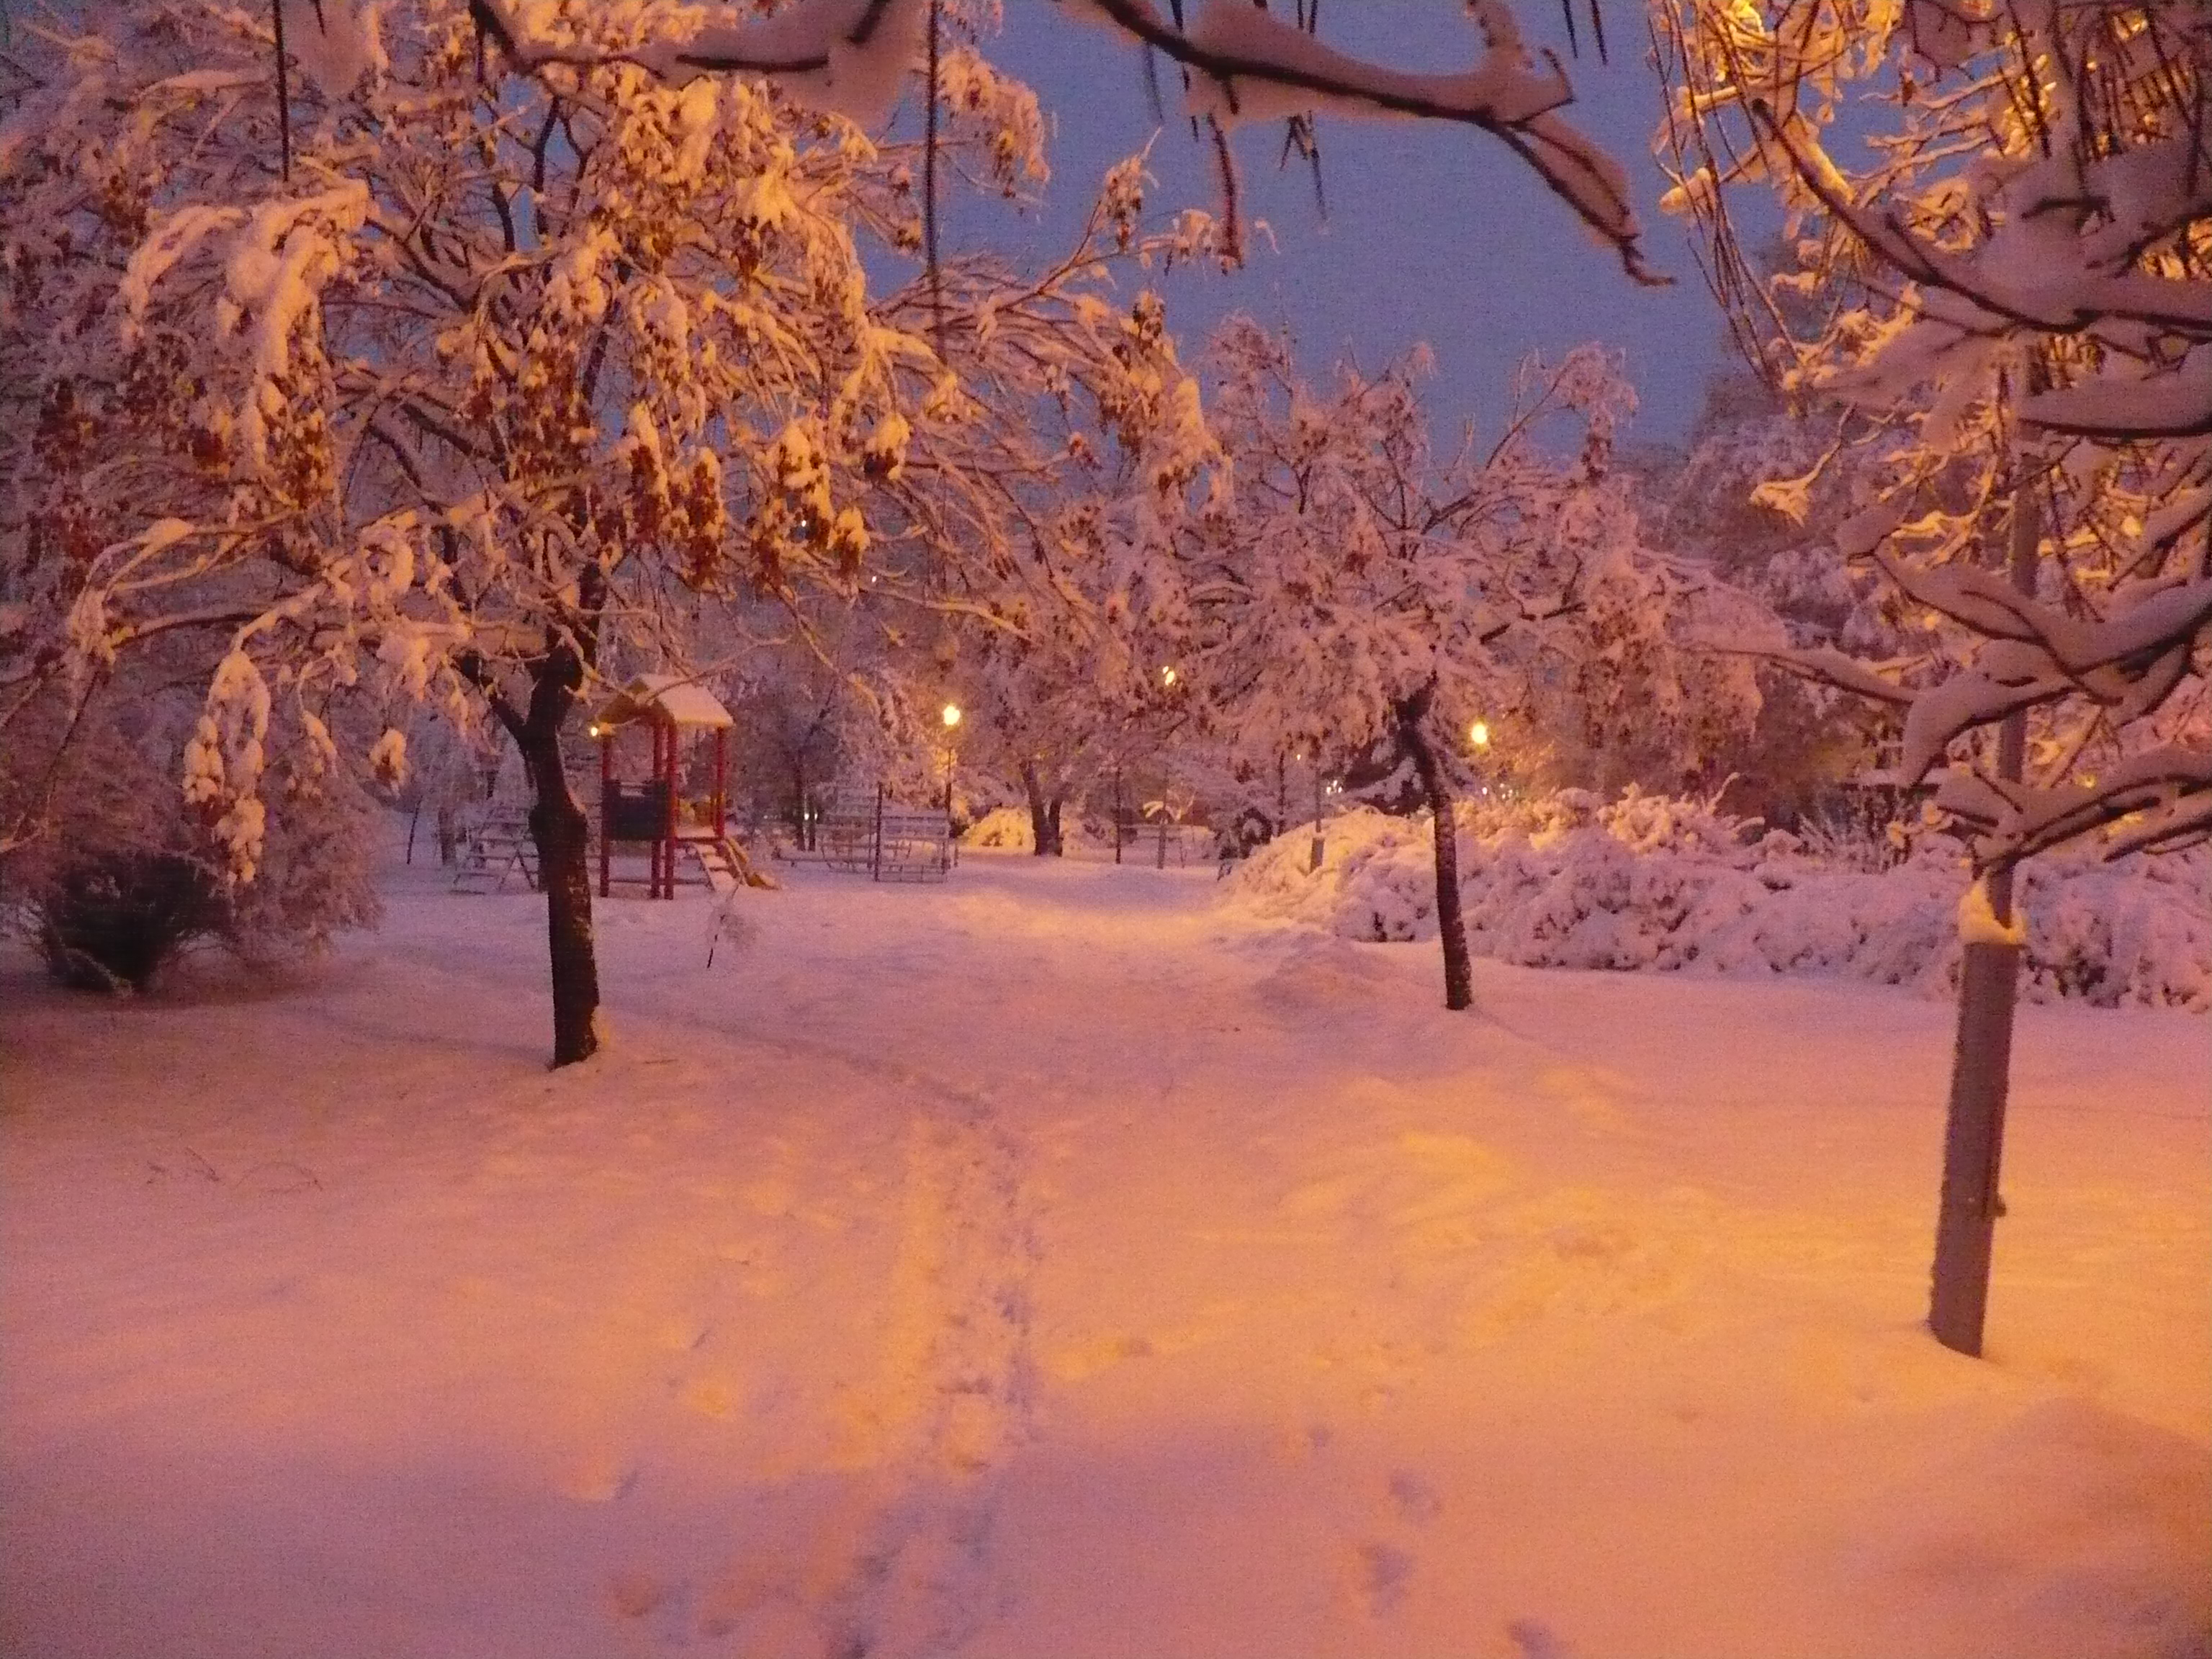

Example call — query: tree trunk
[1022,763,1064,857]
[460,598,603,1068]
[1398,690,1473,1012]
[518,709,601,1067]
[1928,890,2020,1354]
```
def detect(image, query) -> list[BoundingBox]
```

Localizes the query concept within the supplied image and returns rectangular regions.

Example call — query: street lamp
[940,703,961,815]
[1309,762,1328,873]
[1469,719,1491,749]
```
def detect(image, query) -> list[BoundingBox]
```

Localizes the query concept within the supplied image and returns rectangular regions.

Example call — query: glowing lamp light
[1469,720,1491,749]
[942,703,963,729]
[1160,665,1178,687]
[588,723,604,739]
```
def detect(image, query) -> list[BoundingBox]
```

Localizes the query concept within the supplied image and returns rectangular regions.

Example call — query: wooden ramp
[685,837,776,895]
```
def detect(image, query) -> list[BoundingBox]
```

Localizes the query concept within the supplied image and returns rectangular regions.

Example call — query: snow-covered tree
[948,488,1200,858]
[1124,320,1715,1010]
[1655,0,2210,871]
[1626,369,1907,822]
[727,645,863,846]
[1655,0,2212,1356]
[386,711,498,866]
[0,1,1212,1063]
[1511,513,1771,804]
[953,620,1122,855]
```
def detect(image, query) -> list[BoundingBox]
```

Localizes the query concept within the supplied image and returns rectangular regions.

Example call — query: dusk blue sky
[941,6,1743,451]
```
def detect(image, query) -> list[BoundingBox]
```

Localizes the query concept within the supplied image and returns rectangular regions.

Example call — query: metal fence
[775,786,953,882]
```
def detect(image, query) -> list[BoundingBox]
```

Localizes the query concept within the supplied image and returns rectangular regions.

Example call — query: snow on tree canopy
[1654,0,2211,870]
[0,0,1251,1061]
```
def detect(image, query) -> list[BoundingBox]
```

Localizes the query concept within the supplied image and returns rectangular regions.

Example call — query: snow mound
[1221,794,2212,1011]
[1253,935,1405,1014]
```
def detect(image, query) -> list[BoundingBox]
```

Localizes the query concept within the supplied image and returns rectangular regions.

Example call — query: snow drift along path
[3,842,2207,1659]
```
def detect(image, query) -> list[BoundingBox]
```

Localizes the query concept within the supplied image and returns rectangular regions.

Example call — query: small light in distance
[1469,720,1491,749]
[942,703,962,729]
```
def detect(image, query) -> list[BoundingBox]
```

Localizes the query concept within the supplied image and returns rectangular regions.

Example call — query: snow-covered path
[3,848,2206,1659]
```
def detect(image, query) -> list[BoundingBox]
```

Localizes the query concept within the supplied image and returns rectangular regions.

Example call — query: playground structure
[589,675,765,899]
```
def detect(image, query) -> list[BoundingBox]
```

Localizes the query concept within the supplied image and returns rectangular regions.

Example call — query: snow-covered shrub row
[1220,793,2211,1011]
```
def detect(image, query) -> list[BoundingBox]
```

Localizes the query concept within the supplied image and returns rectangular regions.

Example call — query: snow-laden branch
[1653,0,2211,873]
[475,0,925,127]
[1936,745,2212,863]
[1743,87,2212,441]
[473,0,1661,284]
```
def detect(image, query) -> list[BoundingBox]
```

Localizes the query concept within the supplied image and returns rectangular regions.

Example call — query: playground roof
[593,675,734,732]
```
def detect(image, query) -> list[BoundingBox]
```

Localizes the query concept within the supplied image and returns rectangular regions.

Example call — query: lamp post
[940,703,961,815]
[1469,719,1492,801]
[1113,765,1124,865]
[1308,760,1326,873]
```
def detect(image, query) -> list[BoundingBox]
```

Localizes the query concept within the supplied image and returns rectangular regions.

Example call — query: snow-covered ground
[4,835,2207,1659]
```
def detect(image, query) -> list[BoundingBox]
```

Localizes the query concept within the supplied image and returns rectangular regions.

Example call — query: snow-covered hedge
[1220,793,2211,1011]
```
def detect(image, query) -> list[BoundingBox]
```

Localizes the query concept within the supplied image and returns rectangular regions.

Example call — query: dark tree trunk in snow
[1397,684,1473,1012]
[520,713,600,1068]
[1021,763,1064,856]
[459,589,604,1069]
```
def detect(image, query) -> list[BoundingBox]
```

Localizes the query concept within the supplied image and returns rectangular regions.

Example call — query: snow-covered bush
[32,851,229,993]
[2,674,382,989]
[959,806,1105,855]
[1223,797,2211,1011]
[961,807,1040,852]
